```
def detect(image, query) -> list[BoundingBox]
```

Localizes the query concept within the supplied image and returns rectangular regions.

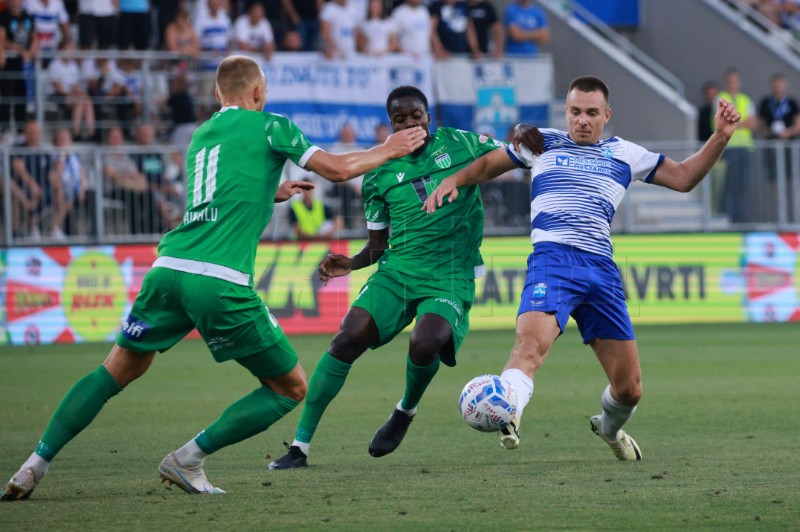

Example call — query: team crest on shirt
[435,153,452,169]
[601,147,613,158]
[533,283,547,297]
[556,156,570,167]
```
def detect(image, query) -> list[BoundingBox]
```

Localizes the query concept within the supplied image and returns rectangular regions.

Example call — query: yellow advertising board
[2,233,798,346]
[349,234,749,330]
[614,234,745,324]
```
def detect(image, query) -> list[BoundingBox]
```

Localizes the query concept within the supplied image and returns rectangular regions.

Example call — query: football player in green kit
[269,86,543,469]
[0,56,426,500]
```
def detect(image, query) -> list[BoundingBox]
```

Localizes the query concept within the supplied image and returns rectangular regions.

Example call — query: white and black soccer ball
[458,374,517,432]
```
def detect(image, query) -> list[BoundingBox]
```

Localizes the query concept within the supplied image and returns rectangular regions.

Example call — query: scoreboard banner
[1,233,799,346]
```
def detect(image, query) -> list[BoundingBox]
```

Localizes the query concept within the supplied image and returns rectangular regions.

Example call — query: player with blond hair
[1,55,425,500]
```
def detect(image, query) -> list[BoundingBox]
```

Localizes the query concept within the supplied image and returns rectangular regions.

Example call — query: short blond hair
[215,55,265,99]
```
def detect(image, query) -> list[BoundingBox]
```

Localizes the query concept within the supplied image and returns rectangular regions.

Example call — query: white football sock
[22,452,50,480]
[396,400,417,417]
[174,437,208,467]
[501,369,534,418]
[599,385,637,441]
[291,440,310,456]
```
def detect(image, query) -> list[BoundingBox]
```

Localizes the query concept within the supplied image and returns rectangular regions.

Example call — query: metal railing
[0,50,225,138]
[708,0,800,70]
[2,140,799,248]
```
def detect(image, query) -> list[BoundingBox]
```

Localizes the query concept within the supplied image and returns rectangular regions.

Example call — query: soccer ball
[458,374,517,432]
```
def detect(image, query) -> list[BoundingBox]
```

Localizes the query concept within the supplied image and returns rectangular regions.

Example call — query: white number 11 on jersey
[192,144,220,208]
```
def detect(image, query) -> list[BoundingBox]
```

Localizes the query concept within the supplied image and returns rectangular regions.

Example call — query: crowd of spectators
[745,0,800,37]
[1,0,551,134]
[0,0,550,241]
[699,67,800,224]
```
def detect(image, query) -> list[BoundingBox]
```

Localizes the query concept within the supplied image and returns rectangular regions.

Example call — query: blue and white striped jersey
[507,128,665,258]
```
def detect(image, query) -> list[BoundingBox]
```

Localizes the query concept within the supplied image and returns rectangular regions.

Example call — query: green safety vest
[291,199,326,236]
[715,91,754,148]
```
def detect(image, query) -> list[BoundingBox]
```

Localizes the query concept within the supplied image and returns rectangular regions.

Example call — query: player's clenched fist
[714,99,741,139]
[318,253,353,285]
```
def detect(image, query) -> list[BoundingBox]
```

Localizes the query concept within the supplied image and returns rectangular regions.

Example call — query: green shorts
[351,267,475,367]
[116,267,297,376]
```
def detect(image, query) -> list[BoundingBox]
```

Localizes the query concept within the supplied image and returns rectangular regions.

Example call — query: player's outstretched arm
[318,229,390,285]
[423,148,517,213]
[305,127,427,183]
[651,99,741,192]
[274,179,314,203]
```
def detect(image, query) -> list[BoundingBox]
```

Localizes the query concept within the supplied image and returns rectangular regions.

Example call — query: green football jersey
[363,127,504,279]
[157,107,318,285]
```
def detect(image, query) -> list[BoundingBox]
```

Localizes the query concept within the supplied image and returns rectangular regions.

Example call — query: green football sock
[400,355,441,411]
[295,352,352,444]
[36,365,123,462]
[196,385,299,454]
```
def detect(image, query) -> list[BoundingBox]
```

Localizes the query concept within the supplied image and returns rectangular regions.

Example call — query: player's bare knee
[615,383,642,407]
[266,377,307,402]
[408,337,446,366]
[328,331,368,363]
[103,346,154,388]
[283,380,307,402]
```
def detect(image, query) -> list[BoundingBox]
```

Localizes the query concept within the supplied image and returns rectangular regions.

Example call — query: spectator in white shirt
[391,0,432,57]
[348,0,368,23]
[51,128,87,237]
[194,0,231,114]
[357,0,398,56]
[48,40,95,139]
[320,0,356,60]
[24,0,71,55]
[195,0,232,66]
[82,57,127,138]
[233,2,275,61]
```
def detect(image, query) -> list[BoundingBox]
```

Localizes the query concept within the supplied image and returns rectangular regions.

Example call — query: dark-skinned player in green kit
[269,86,544,468]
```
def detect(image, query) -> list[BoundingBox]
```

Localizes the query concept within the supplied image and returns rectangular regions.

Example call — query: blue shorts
[517,242,635,344]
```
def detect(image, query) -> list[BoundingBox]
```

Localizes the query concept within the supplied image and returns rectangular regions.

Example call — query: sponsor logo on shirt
[533,283,547,298]
[121,315,150,341]
[396,172,405,182]
[601,147,613,158]
[554,155,615,175]
[207,336,235,352]
[434,297,463,318]
[435,153,452,169]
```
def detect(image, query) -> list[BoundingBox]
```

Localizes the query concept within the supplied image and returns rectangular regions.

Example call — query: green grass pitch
[1,323,799,530]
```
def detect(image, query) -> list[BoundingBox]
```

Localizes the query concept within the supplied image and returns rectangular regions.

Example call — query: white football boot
[498,413,520,450]
[590,415,642,461]
[158,452,226,494]
[1,467,40,501]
